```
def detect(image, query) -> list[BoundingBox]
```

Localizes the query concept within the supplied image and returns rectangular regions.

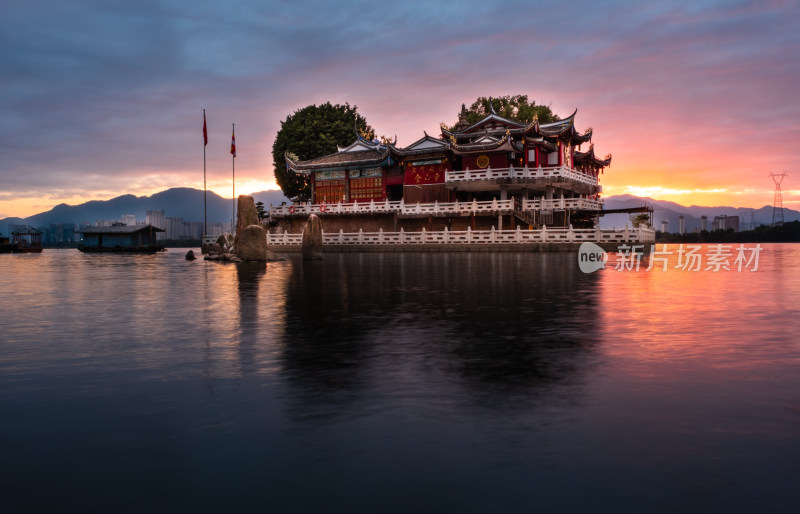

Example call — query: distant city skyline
[1,1,798,218]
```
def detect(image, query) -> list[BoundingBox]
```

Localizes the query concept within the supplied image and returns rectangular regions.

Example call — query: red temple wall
[462,153,508,170]
[404,161,449,185]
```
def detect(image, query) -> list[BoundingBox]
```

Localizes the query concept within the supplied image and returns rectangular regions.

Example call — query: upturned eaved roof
[441,109,592,146]
[574,144,612,167]
[391,133,451,157]
[285,137,394,172]
[538,110,592,144]
[449,131,517,155]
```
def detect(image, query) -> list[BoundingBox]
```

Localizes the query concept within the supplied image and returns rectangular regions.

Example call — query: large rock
[235,225,268,262]
[234,195,260,248]
[216,234,234,253]
[302,214,323,260]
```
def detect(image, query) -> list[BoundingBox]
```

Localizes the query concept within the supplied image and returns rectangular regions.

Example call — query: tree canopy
[454,95,561,127]
[272,102,372,201]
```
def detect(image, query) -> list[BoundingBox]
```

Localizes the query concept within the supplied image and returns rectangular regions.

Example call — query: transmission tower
[770,172,788,226]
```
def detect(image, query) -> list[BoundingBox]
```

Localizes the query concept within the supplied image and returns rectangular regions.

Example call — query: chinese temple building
[273,105,653,248]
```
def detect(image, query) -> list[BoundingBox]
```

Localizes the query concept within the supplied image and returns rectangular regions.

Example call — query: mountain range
[1,188,797,235]
[598,195,799,230]
[0,188,289,235]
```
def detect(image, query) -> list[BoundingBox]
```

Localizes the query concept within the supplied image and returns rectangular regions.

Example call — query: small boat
[11,229,43,253]
[0,234,17,253]
[76,224,165,253]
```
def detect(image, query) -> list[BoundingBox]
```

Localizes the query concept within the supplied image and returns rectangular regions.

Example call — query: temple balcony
[270,197,603,219]
[267,225,656,246]
[445,165,600,191]
[522,197,604,211]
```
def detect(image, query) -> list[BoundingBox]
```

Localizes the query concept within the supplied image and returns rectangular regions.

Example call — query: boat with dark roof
[11,229,43,253]
[77,224,165,253]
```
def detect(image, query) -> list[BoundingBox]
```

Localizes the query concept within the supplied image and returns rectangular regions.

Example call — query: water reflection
[235,262,267,376]
[278,253,602,412]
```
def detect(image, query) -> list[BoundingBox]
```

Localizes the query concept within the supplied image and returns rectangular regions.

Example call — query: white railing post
[400,227,405,244]
[358,228,364,244]
[339,228,344,244]
[472,199,478,213]
[624,226,630,241]
[515,225,521,242]
[541,224,547,242]
[467,226,472,243]
[491,198,498,211]
[435,200,439,214]
[567,224,573,242]
[421,227,426,244]
[379,228,384,244]
[491,226,496,243]
[443,226,448,243]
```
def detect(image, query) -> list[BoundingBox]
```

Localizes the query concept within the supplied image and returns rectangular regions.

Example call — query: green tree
[272,102,372,201]
[455,95,561,127]
[255,201,267,221]
[630,213,651,228]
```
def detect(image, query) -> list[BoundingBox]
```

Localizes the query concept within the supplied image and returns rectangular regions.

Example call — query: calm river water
[1,245,799,513]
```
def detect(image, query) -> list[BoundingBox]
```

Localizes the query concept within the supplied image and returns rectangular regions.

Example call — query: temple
[271,105,653,247]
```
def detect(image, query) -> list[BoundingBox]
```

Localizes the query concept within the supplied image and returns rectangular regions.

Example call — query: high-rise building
[120,214,137,226]
[678,215,686,235]
[712,215,739,232]
[146,210,166,240]
[661,220,668,233]
[166,217,185,240]
[701,215,708,231]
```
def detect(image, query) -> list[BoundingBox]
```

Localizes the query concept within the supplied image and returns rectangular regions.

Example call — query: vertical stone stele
[234,195,260,247]
[302,214,323,260]
[236,225,268,261]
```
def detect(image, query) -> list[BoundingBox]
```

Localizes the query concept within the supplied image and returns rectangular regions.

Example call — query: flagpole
[203,109,207,238]
[232,122,235,234]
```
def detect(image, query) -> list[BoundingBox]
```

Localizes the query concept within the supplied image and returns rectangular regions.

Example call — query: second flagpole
[231,123,236,234]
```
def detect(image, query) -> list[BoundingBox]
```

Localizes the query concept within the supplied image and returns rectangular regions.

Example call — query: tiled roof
[286,148,391,172]
[451,134,516,155]
[574,145,612,167]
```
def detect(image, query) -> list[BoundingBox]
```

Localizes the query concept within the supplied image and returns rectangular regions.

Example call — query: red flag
[231,127,236,157]
[203,111,208,146]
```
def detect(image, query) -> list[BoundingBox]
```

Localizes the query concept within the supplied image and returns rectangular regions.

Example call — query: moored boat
[11,229,43,253]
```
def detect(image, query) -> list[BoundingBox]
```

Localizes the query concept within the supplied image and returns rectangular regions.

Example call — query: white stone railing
[267,226,656,246]
[446,166,599,187]
[522,197,603,211]
[270,196,605,218]
[270,199,515,217]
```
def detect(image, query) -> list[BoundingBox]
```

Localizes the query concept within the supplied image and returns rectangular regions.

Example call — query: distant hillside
[3,189,796,235]
[600,195,800,230]
[0,188,289,235]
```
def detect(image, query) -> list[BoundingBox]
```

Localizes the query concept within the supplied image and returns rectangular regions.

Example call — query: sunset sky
[1,0,798,219]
